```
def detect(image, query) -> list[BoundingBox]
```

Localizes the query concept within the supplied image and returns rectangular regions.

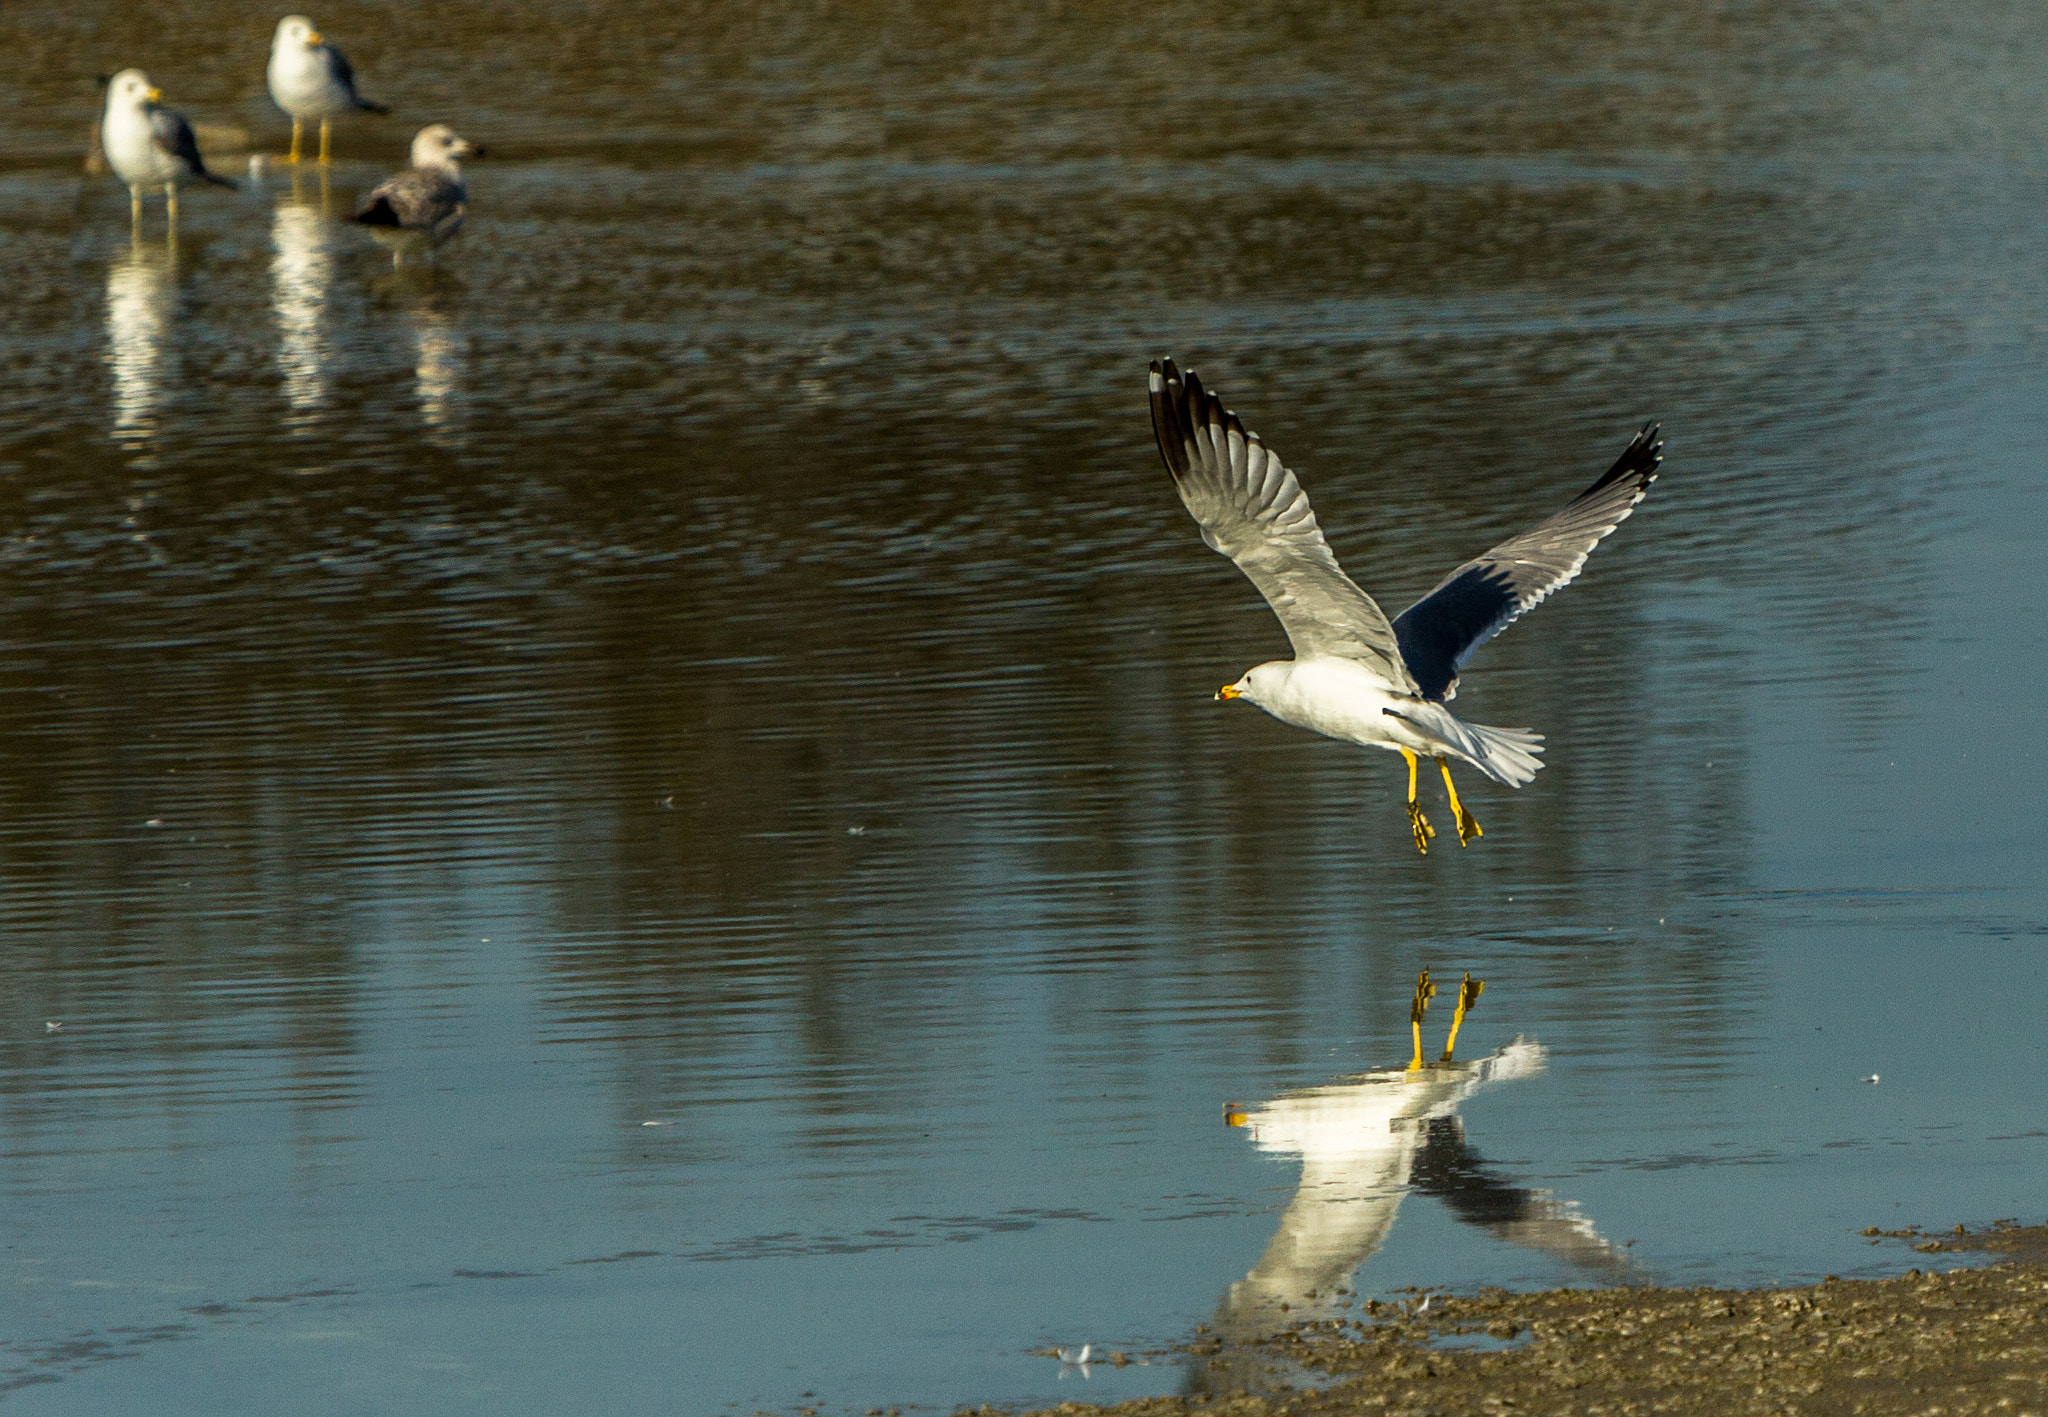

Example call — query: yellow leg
[318,119,332,165]
[1401,750,1434,854]
[1440,973,1484,1061]
[1436,756,1482,846]
[129,184,143,227]
[1407,970,1436,1071]
[165,185,178,227]
[288,118,303,163]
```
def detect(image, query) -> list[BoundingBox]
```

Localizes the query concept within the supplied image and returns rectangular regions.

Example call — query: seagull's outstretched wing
[1391,424,1662,701]
[149,106,236,188]
[1150,358,1414,687]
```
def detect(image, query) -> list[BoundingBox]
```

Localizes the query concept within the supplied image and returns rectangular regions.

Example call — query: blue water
[5,1,2048,1412]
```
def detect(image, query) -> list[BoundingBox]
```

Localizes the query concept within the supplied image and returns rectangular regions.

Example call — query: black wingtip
[1149,356,1258,484]
[1583,420,1664,494]
[205,172,239,189]
[357,98,390,114]
[353,195,400,226]
[1149,356,1191,481]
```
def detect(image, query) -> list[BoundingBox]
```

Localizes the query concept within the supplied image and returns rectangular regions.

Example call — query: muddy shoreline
[992,1224,2048,1417]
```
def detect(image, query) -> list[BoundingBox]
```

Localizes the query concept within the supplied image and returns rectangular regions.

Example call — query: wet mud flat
[997,1225,2048,1417]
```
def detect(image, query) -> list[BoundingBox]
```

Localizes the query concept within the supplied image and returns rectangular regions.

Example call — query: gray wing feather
[326,44,359,96]
[1150,358,1414,686]
[149,107,208,176]
[1391,424,1662,701]
[360,168,464,231]
[325,44,388,112]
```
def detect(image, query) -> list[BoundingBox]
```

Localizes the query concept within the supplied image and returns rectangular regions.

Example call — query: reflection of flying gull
[268,15,389,165]
[101,70,238,230]
[353,126,483,267]
[1149,358,1663,853]
[1204,974,1621,1372]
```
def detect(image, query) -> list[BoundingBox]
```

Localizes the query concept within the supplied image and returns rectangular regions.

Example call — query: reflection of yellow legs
[288,118,304,163]
[1435,755,1482,846]
[1440,972,1484,1061]
[1406,969,1485,1070]
[1401,750,1435,854]
[286,165,334,216]
[1407,970,1437,1071]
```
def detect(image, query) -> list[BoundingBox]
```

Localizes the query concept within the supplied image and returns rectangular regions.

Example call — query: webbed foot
[1435,756,1483,847]
[1407,800,1435,854]
[1451,800,1482,846]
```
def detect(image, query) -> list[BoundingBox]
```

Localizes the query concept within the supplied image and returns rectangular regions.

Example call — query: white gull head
[410,123,480,170]
[272,14,322,52]
[104,68,157,117]
[1215,660,1289,708]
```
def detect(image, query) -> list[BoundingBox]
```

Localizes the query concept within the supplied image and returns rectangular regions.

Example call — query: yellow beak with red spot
[1215,683,1242,701]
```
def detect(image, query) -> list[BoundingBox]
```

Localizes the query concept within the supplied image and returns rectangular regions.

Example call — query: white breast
[102,104,175,187]
[268,46,348,118]
[1254,658,1407,748]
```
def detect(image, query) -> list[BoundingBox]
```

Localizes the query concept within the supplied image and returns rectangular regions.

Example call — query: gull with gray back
[268,14,388,164]
[101,69,237,231]
[1149,357,1662,854]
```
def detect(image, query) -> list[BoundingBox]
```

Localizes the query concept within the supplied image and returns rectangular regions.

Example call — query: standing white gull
[351,125,482,266]
[1149,357,1662,853]
[101,69,238,231]
[268,15,388,165]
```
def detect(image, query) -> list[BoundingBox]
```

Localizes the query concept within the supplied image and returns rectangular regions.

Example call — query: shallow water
[5,1,2048,1412]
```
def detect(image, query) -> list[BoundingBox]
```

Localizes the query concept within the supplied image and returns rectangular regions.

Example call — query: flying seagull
[1149,357,1662,853]
[352,124,482,266]
[268,14,389,165]
[101,69,238,230]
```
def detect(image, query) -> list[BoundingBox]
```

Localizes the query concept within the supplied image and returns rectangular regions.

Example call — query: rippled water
[5,1,2048,1412]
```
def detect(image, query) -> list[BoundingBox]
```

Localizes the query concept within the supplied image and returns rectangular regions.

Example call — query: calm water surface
[4,1,2048,1411]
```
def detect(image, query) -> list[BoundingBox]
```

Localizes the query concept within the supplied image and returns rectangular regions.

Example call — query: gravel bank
[995,1223,2048,1417]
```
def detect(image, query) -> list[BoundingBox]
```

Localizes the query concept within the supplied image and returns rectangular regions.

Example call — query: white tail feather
[1389,702,1546,787]
[1464,721,1545,787]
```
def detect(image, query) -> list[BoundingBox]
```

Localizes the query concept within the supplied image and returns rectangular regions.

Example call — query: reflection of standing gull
[271,194,336,424]
[408,302,465,447]
[101,69,237,231]
[353,126,482,267]
[268,15,388,165]
[104,240,175,448]
[1211,977,1621,1352]
[1149,358,1663,853]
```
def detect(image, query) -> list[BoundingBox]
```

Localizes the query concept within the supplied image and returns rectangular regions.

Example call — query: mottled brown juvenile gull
[351,125,482,266]
[101,69,238,230]
[268,15,388,165]
[1149,357,1663,854]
